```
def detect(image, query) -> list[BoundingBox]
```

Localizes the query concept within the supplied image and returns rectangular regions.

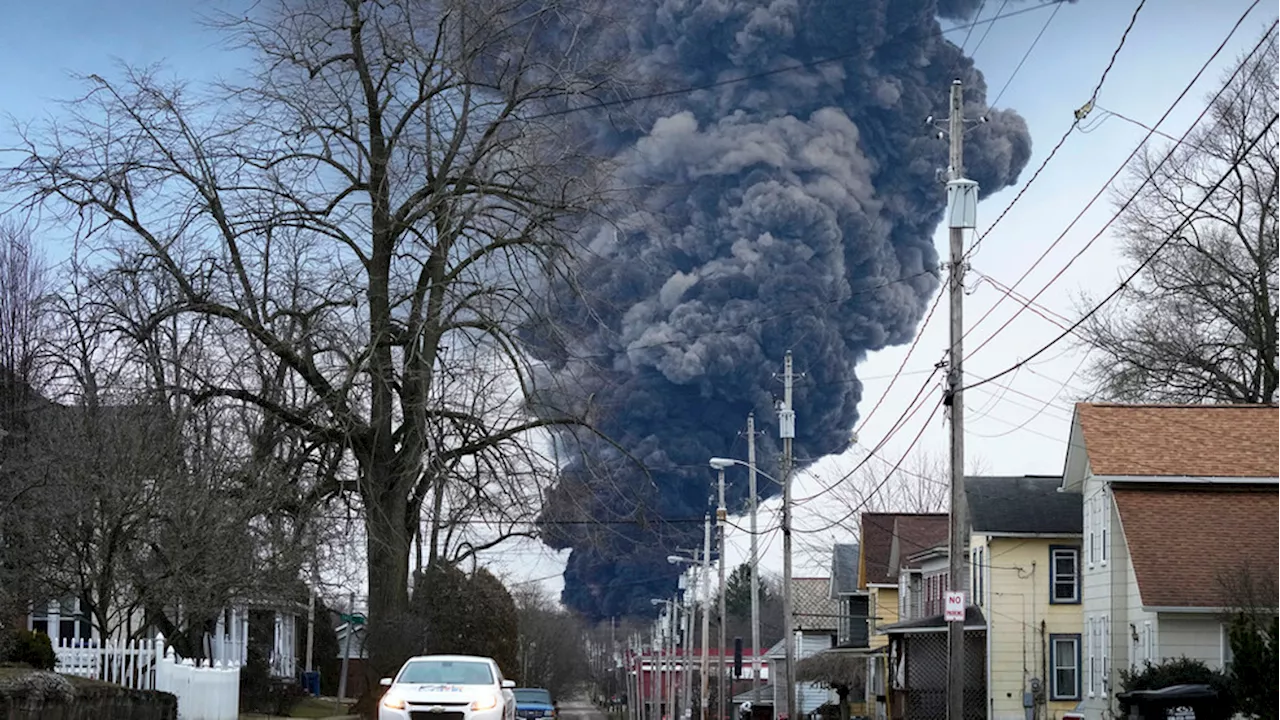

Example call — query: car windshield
[514,689,553,705]
[398,660,495,686]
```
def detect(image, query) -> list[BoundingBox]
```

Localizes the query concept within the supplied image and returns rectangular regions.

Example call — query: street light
[652,599,676,720]
[706,457,774,708]
[669,555,700,720]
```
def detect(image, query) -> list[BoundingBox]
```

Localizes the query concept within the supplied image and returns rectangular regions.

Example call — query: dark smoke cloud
[529,0,1033,619]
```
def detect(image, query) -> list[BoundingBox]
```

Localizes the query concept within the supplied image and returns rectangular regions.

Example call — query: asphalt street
[557,699,607,720]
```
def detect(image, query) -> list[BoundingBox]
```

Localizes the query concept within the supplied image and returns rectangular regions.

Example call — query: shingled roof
[966,476,1081,536]
[1114,487,1279,608]
[792,577,838,632]
[859,513,949,587]
[1075,404,1278,478]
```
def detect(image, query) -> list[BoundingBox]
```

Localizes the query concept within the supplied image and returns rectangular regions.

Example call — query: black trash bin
[1115,683,1219,720]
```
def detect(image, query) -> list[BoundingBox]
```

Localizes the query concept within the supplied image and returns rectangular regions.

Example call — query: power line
[0,3,1063,174]
[965,0,1154,261]
[963,110,1279,393]
[988,0,1064,109]
[963,9,1273,357]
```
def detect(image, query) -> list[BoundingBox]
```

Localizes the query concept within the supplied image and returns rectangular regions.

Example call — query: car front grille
[517,711,548,718]
[410,712,467,720]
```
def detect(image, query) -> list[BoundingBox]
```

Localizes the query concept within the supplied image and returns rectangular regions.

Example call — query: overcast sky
[1,0,1273,605]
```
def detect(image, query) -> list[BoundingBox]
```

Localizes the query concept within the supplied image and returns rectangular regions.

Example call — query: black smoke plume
[528,0,1035,619]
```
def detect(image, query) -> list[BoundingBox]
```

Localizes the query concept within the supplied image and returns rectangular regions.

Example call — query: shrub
[1,630,55,670]
[1118,657,1235,719]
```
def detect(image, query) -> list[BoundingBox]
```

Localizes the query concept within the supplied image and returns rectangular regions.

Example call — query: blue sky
[1,0,1273,598]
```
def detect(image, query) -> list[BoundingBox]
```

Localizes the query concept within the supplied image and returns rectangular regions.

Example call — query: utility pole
[944,78,978,720]
[746,413,761,705]
[684,570,696,720]
[716,463,728,720]
[700,513,712,720]
[779,352,796,720]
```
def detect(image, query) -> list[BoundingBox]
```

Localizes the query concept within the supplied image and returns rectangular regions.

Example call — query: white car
[379,654,517,720]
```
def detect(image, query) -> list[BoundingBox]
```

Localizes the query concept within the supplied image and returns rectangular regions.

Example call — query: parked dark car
[513,688,558,720]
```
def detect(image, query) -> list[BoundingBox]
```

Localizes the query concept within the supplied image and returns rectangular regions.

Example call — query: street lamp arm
[706,457,781,483]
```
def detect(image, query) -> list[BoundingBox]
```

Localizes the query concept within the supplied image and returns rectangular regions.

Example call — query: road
[558,698,607,720]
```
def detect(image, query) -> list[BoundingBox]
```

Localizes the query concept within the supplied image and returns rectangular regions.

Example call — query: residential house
[829,544,869,650]
[855,513,949,720]
[966,475,1083,720]
[857,514,950,646]
[1061,403,1279,719]
[794,545,872,718]
[874,515,986,720]
[767,577,838,719]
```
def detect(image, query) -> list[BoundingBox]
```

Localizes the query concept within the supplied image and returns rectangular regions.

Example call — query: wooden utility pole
[944,78,978,720]
[700,514,712,720]
[746,413,761,705]
[779,352,796,720]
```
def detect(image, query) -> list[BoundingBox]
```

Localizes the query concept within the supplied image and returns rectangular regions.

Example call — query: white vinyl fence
[55,634,240,720]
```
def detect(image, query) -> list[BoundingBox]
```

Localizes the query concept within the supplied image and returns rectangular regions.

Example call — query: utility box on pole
[946,179,979,229]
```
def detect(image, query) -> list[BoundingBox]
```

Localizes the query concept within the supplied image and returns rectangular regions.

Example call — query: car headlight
[382,694,406,710]
[471,694,500,711]
[544,711,556,717]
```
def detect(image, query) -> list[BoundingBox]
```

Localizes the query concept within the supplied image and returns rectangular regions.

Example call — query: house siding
[1156,614,1223,668]
[869,587,898,649]
[1079,468,1111,720]
[982,535,1083,720]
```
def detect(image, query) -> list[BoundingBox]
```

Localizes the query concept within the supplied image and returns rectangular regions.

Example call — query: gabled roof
[1114,487,1279,608]
[1074,404,1278,478]
[965,476,1081,536]
[829,544,861,598]
[793,577,838,632]
[859,513,949,587]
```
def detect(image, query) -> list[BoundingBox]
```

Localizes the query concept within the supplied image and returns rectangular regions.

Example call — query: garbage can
[302,670,321,697]
[1115,683,1218,720]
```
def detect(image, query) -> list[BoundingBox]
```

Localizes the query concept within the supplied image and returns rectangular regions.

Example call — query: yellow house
[966,475,1083,720]
[857,513,950,649]
[857,513,948,718]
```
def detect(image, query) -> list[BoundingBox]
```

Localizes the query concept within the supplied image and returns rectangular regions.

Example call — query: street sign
[340,612,367,625]
[944,592,965,622]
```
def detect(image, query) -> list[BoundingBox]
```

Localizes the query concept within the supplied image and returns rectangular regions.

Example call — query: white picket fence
[55,634,240,720]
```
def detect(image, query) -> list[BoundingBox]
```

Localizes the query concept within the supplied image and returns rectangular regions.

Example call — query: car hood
[517,704,555,711]
[391,684,498,705]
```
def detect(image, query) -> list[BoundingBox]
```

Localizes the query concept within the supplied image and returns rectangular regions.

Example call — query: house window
[1221,623,1235,668]
[971,547,985,608]
[1086,495,1095,568]
[1087,616,1099,697]
[1050,634,1082,700]
[1102,615,1111,695]
[1050,546,1080,604]
[1101,490,1109,565]
[31,597,92,644]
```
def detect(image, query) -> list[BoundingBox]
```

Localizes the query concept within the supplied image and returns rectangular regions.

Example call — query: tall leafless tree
[5,0,624,661]
[797,448,958,567]
[0,222,52,632]
[1077,29,1279,404]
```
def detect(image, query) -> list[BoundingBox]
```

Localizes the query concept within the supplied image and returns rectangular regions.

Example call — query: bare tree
[0,223,50,386]
[0,222,52,631]
[796,448,954,566]
[1077,29,1279,404]
[5,0,624,660]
